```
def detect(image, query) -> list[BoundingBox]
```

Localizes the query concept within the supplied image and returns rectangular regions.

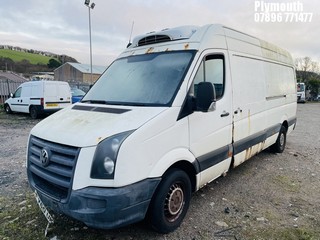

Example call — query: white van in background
[297,82,306,103]
[4,80,72,119]
[27,24,297,233]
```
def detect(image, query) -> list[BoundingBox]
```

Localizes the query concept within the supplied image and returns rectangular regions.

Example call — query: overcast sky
[0,0,319,67]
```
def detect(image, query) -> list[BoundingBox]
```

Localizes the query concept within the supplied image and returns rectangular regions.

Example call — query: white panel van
[26,24,297,233]
[4,80,72,118]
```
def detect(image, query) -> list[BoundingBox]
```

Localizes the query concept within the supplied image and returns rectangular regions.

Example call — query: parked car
[4,80,72,118]
[71,88,86,103]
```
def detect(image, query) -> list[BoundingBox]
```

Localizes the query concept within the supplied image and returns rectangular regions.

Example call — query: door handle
[234,108,242,114]
[60,98,63,100]
[220,111,230,117]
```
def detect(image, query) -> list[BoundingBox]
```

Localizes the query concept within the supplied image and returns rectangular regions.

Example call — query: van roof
[20,80,70,86]
[126,24,293,66]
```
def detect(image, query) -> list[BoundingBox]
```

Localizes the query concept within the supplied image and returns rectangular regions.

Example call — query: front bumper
[34,178,160,229]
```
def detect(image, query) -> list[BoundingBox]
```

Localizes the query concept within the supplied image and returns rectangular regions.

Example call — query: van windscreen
[82,51,195,106]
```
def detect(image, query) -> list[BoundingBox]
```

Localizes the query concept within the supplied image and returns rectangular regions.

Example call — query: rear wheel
[147,168,191,233]
[271,125,287,153]
[4,104,12,114]
[30,106,38,119]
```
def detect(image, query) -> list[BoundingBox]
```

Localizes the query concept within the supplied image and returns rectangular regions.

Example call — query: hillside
[0,47,78,74]
[0,49,55,65]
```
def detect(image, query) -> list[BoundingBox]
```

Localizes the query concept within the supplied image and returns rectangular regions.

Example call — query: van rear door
[43,82,71,110]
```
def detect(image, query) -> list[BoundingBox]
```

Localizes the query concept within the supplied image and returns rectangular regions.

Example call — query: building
[54,62,106,84]
[0,71,27,103]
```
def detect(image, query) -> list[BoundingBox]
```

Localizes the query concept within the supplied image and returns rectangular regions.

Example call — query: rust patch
[146,47,154,54]
[184,43,189,50]
[245,141,266,161]
[245,147,253,160]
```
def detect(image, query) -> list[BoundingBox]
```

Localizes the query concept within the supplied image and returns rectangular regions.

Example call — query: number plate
[34,191,54,224]
[46,103,58,107]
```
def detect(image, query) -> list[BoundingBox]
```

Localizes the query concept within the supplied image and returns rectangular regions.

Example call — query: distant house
[54,62,106,84]
[0,71,27,103]
[0,71,27,83]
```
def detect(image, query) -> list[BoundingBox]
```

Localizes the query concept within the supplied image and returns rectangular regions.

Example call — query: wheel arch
[282,120,288,131]
[166,161,197,192]
[28,104,35,113]
[4,103,12,113]
[149,148,198,192]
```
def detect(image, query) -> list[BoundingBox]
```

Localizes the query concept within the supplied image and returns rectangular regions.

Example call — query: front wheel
[271,125,287,153]
[147,168,191,233]
[4,104,12,114]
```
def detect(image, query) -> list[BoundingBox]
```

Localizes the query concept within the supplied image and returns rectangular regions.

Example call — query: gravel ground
[0,103,320,240]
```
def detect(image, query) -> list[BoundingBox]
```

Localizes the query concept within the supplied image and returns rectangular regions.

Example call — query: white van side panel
[29,81,43,107]
[224,28,262,58]
[231,53,296,167]
[224,28,296,167]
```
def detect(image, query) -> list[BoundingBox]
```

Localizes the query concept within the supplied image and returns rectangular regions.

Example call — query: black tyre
[148,168,191,233]
[4,104,12,114]
[271,125,287,153]
[30,106,38,119]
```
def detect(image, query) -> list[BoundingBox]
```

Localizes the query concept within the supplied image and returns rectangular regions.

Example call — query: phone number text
[254,12,313,23]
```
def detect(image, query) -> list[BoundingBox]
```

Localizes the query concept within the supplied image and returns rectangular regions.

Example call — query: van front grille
[27,135,80,202]
[138,35,171,46]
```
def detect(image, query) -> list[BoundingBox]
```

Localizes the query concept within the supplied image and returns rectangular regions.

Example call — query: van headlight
[90,130,134,179]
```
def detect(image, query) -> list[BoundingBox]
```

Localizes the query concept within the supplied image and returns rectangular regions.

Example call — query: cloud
[0,0,319,65]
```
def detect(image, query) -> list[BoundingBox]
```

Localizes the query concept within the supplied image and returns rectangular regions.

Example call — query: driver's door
[188,51,233,187]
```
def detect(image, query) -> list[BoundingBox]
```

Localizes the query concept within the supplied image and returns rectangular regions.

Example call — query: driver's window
[13,87,22,98]
[191,55,224,100]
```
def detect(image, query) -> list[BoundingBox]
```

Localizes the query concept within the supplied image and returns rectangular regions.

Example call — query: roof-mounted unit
[138,35,171,46]
[129,26,199,48]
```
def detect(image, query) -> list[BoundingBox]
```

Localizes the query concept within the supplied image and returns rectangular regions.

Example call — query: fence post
[6,78,10,97]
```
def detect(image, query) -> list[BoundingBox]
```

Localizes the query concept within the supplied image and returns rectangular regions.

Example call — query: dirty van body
[5,80,72,119]
[27,24,297,233]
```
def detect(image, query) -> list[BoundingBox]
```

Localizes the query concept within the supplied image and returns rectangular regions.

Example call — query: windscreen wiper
[81,100,107,104]
[81,100,149,106]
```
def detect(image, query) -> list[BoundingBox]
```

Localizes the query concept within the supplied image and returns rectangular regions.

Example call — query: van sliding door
[230,54,267,167]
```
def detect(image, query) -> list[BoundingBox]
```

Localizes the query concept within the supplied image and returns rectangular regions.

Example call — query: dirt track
[0,103,320,240]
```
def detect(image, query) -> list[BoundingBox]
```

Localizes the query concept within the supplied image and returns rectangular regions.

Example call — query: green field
[0,49,55,65]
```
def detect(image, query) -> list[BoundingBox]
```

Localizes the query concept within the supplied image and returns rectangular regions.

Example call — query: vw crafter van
[27,24,297,233]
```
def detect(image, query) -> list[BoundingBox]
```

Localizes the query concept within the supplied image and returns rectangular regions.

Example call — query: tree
[295,56,320,99]
[0,57,14,71]
[295,57,319,83]
[15,59,31,73]
[308,79,320,97]
[47,58,62,69]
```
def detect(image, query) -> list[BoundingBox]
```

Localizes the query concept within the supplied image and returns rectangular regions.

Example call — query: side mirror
[10,93,13,98]
[196,82,216,112]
